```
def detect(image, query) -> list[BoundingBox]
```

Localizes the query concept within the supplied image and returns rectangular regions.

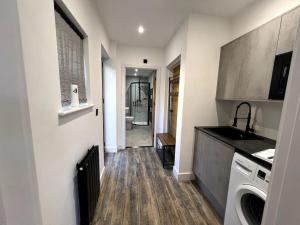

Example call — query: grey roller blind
[55,11,87,107]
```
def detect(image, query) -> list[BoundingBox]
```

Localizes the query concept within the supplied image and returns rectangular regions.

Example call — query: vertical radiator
[77,145,100,225]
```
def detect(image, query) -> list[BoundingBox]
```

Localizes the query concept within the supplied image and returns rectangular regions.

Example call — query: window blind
[55,11,87,107]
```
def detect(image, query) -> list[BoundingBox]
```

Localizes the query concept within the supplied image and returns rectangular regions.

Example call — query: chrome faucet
[232,102,254,134]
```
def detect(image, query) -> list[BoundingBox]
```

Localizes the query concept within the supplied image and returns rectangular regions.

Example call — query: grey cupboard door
[236,18,281,100]
[216,36,247,100]
[277,7,300,55]
[193,131,234,217]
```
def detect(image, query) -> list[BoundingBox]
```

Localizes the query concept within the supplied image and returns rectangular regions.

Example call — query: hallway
[93,148,221,225]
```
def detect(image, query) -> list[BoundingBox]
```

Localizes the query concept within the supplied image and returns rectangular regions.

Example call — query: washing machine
[224,153,271,225]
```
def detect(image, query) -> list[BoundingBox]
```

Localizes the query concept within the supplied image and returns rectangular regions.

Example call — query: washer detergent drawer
[233,157,257,180]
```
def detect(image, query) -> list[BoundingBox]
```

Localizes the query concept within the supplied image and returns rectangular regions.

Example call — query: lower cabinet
[193,131,235,219]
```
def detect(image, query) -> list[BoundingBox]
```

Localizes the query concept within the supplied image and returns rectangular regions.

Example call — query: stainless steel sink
[205,127,264,141]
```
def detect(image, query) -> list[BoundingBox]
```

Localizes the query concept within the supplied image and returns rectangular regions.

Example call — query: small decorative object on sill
[71,84,79,107]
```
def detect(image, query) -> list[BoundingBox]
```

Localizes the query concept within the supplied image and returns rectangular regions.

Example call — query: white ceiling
[126,67,156,77]
[95,0,257,47]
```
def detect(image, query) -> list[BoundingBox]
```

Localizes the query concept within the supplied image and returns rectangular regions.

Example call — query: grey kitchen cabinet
[193,131,234,218]
[216,35,247,99]
[236,18,281,100]
[277,6,300,55]
[216,17,281,100]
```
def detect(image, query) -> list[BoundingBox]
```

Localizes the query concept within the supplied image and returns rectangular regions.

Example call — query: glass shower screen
[128,82,150,126]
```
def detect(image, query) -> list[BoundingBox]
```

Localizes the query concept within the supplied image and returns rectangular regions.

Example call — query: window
[55,3,87,107]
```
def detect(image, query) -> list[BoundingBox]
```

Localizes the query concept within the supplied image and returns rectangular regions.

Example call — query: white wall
[103,60,117,153]
[166,5,295,180]
[0,1,42,225]
[165,20,189,179]
[115,45,166,149]
[171,14,231,180]
[165,20,188,68]
[162,1,300,183]
[231,0,300,39]
[16,0,110,224]
[216,0,300,140]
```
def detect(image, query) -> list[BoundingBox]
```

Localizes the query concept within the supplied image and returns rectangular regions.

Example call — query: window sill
[58,104,94,117]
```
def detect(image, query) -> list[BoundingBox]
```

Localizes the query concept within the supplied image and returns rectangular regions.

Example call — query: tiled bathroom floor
[126,125,153,147]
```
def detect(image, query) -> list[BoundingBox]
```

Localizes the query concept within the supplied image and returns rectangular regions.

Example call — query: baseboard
[100,166,105,183]
[104,146,117,153]
[194,175,224,219]
[173,166,195,182]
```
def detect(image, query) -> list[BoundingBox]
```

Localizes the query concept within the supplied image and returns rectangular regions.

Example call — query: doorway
[168,64,180,140]
[125,67,156,147]
[101,46,117,155]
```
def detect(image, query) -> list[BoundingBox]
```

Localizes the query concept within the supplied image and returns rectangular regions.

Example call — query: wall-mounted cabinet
[216,6,300,101]
[216,35,246,100]
[277,7,300,55]
[237,18,281,100]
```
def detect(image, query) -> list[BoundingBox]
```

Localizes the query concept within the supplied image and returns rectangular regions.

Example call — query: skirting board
[100,166,105,183]
[172,166,195,182]
[104,146,117,153]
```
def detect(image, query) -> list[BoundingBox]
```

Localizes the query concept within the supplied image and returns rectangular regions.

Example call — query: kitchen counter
[195,126,276,169]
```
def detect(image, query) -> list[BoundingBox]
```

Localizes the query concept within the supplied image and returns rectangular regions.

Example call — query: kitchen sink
[205,127,264,141]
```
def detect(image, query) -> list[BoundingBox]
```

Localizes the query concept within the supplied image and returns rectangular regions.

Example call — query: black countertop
[195,126,276,170]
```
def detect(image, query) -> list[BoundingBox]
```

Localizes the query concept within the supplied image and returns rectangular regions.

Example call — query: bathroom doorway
[125,67,156,147]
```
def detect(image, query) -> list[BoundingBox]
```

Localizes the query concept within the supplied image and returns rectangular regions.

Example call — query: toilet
[126,116,134,130]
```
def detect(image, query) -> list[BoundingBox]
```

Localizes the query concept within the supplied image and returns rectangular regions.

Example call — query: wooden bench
[156,133,176,168]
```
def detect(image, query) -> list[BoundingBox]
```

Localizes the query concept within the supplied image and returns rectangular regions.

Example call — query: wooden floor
[93,148,221,225]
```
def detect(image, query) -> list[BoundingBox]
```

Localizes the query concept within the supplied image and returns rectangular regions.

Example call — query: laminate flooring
[93,148,221,225]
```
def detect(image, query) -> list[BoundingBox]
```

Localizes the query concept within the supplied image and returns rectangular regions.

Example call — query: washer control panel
[257,170,266,180]
[254,167,271,190]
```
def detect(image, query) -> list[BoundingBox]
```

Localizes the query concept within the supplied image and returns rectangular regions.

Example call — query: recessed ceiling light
[135,68,138,72]
[134,73,137,76]
[138,26,145,34]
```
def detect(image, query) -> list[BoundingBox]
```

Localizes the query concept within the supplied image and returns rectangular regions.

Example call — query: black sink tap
[232,102,254,134]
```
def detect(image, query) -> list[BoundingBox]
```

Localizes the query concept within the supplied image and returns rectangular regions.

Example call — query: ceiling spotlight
[134,73,137,76]
[138,26,145,34]
[135,68,138,72]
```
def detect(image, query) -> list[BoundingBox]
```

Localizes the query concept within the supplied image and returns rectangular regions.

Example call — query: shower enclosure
[126,81,151,126]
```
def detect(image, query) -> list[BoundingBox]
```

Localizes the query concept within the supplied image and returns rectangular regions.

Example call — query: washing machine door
[235,184,266,225]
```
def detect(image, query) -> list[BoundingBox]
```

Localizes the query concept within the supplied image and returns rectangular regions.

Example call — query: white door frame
[263,22,300,225]
[121,64,162,149]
